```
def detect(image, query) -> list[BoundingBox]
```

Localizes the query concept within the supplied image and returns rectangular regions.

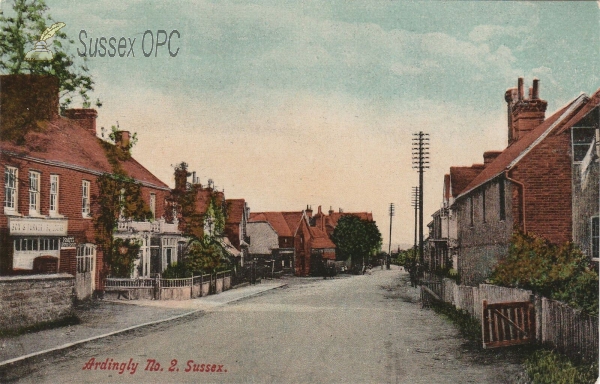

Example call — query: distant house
[248,211,302,270]
[247,221,279,260]
[294,212,336,276]
[224,198,250,264]
[450,78,599,285]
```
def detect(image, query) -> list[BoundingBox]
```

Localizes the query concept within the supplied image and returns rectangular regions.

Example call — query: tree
[183,237,230,275]
[331,215,382,268]
[0,0,98,109]
[490,231,598,315]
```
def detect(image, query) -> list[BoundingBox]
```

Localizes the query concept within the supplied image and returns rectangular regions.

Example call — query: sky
[7,0,599,247]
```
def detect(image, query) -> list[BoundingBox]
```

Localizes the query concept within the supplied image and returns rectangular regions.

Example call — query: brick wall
[0,274,74,331]
[510,130,573,244]
[456,178,513,286]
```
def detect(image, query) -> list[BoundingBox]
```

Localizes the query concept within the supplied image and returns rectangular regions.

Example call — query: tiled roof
[557,88,600,135]
[327,212,373,227]
[458,93,589,199]
[226,199,245,224]
[249,211,300,237]
[0,117,168,190]
[449,166,483,197]
[309,225,336,249]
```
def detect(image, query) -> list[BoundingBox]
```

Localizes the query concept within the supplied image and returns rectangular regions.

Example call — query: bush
[525,349,598,384]
[490,232,598,315]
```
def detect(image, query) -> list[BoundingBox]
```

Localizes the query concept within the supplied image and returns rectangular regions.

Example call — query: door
[76,244,96,300]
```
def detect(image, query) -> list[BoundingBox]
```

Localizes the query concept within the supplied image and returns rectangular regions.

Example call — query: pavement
[0,281,286,369]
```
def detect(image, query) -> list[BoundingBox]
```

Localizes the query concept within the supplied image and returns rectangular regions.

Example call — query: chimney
[506,77,547,145]
[483,151,502,166]
[532,78,539,100]
[518,77,524,101]
[62,109,98,136]
[317,205,322,215]
[306,205,313,218]
[329,206,334,215]
[0,75,59,141]
[114,130,131,150]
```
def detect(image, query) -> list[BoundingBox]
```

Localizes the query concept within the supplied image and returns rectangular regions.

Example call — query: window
[572,127,596,163]
[150,193,156,219]
[592,217,599,261]
[14,237,59,252]
[77,244,95,273]
[469,196,474,227]
[29,171,40,214]
[49,175,59,215]
[82,180,90,217]
[4,166,18,211]
[499,179,506,221]
[482,188,486,223]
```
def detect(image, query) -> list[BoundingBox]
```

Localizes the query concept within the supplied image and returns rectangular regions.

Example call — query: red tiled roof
[226,199,245,224]
[449,166,483,197]
[309,225,336,249]
[282,212,304,236]
[0,117,168,189]
[328,211,373,227]
[458,93,589,199]
[557,89,600,135]
[249,211,300,237]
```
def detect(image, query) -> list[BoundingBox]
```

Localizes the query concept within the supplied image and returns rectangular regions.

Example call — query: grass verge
[525,349,598,384]
[0,315,80,338]
[429,299,481,342]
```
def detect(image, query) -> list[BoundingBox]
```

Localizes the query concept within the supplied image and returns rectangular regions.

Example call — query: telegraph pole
[411,187,419,259]
[388,203,394,270]
[412,132,429,267]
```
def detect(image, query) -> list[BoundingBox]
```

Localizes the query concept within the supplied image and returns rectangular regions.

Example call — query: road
[10,267,523,383]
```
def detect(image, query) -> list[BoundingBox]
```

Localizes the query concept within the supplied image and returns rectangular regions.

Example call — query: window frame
[150,193,156,220]
[29,171,41,215]
[4,166,18,213]
[49,174,59,215]
[82,180,91,217]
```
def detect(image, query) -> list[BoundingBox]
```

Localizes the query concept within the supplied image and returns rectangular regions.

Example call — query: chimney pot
[114,130,131,150]
[532,78,539,99]
[518,77,524,101]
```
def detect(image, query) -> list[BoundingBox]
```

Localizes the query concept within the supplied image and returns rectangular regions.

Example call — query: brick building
[449,78,599,285]
[0,75,180,298]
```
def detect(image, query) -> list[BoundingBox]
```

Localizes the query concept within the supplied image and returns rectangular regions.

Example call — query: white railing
[117,218,180,234]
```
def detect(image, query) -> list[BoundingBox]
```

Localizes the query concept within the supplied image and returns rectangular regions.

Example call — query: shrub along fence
[104,271,232,301]
[421,277,599,362]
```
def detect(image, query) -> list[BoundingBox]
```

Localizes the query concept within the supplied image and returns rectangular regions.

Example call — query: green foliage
[525,349,598,384]
[331,215,382,267]
[183,237,230,275]
[166,162,204,238]
[162,262,192,279]
[0,0,97,109]
[205,195,226,237]
[490,231,598,315]
[93,173,152,277]
[395,248,418,267]
[109,238,141,278]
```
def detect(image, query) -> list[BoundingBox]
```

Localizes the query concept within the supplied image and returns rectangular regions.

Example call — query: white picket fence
[422,277,599,361]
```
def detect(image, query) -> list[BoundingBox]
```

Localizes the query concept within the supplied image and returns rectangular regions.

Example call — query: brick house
[294,211,336,276]
[451,77,599,285]
[0,75,180,298]
[248,211,302,269]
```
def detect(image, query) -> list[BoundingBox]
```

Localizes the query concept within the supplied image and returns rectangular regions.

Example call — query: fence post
[191,273,194,298]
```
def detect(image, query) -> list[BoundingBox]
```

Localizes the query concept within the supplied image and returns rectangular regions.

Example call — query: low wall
[0,274,74,331]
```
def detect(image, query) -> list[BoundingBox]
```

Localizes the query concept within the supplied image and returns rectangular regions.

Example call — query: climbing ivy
[93,126,150,278]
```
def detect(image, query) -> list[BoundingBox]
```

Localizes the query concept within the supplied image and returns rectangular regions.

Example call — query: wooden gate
[482,300,535,348]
